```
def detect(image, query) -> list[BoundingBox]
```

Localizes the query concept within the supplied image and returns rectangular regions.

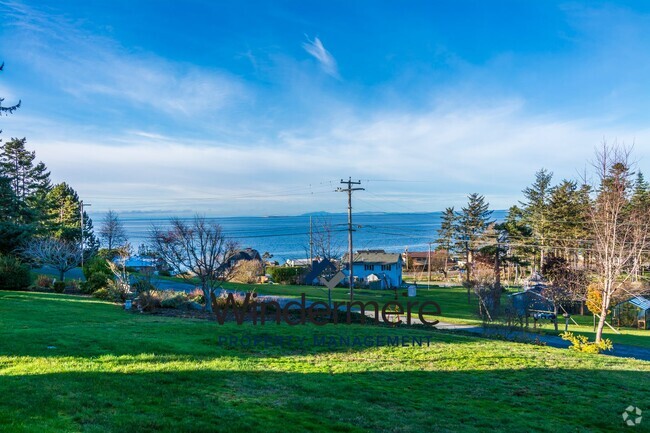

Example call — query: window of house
[381,264,392,271]
[364,264,374,271]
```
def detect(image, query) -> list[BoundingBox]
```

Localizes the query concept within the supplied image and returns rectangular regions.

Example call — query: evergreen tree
[0,63,28,252]
[46,182,99,255]
[47,183,81,241]
[629,171,650,280]
[456,193,493,287]
[546,180,590,260]
[0,137,51,228]
[0,174,31,253]
[499,205,534,281]
[83,214,100,259]
[435,206,456,277]
[631,171,650,211]
[520,169,553,271]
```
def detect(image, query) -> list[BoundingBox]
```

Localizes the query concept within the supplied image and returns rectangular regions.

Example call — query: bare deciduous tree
[99,210,128,251]
[22,237,82,281]
[589,143,650,342]
[541,255,587,330]
[149,216,236,312]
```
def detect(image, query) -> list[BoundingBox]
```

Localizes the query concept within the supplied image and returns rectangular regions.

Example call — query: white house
[342,250,403,289]
[285,258,313,267]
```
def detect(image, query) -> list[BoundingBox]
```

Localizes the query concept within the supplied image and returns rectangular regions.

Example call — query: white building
[342,250,403,289]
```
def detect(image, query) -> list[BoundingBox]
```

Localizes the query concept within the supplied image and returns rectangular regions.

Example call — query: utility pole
[309,216,313,265]
[80,201,91,267]
[428,241,432,289]
[337,177,364,301]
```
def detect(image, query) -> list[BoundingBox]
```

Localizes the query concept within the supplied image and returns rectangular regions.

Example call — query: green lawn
[224,281,486,323]
[40,268,650,350]
[534,313,650,349]
[226,281,650,349]
[1,291,649,432]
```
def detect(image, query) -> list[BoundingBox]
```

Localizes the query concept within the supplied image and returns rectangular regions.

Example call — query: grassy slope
[1,291,649,433]
[225,281,650,349]
[34,267,650,349]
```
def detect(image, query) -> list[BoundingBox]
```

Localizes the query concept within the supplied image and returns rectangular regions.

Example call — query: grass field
[1,291,649,432]
[34,268,650,349]
[226,281,650,349]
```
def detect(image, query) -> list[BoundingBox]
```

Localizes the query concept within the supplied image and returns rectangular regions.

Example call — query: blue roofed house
[116,256,158,273]
[342,250,403,289]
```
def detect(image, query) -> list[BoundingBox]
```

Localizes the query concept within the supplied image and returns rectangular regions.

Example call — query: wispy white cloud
[22,98,649,215]
[2,1,249,119]
[302,36,339,78]
[3,1,650,217]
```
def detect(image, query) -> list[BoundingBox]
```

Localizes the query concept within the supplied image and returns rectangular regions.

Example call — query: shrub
[560,332,613,354]
[92,288,112,301]
[66,279,80,292]
[92,280,130,303]
[211,290,258,310]
[267,266,306,285]
[160,293,189,309]
[188,288,205,305]
[0,255,31,290]
[53,281,66,293]
[136,290,163,311]
[132,277,157,295]
[158,269,171,277]
[82,256,112,294]
[36,274,54,289]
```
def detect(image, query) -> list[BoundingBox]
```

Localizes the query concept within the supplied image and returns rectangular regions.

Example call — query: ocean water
[102,211,506,263]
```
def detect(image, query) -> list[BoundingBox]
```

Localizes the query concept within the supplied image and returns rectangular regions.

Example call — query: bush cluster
[266,266,306,285]
[560,332,613,354]
[0,255,31,290]
[135,289,204,311]
[35,274,54,289]
[82,256,112,294]
[53,281,66,293]
[211,290,258,310]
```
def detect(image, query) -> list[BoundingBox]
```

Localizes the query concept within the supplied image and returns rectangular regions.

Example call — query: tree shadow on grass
[0,368,647,433]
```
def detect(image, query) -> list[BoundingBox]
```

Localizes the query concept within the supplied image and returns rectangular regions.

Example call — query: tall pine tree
[456,193,493,290]
[46,182,99,255]
[520,169,553,271]
[436,206,456,277]
[546,179,590,262]
[0,137,51,230]
[0,174,30,253]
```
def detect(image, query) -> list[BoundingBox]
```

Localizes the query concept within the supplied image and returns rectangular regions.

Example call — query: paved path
[434,321,650,362]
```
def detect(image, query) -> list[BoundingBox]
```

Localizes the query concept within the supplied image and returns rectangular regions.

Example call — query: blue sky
[1,0,649,216]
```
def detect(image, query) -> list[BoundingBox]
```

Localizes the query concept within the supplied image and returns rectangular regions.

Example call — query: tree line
[436,143,649,342]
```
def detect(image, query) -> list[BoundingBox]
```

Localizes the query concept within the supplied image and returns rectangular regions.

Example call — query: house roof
[343,250,402,265]
[286,258,312,266]
[405,252,435,259]
[622,296,650,311]
[120,256,156,268]
[227,248,261,262]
